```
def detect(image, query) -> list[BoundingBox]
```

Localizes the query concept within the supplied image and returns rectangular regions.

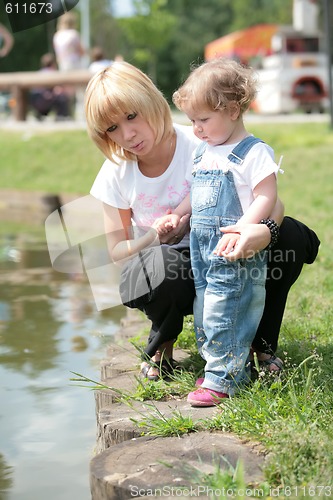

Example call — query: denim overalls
[190,137,267,395]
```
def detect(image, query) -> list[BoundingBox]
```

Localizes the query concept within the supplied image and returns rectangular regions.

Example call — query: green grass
[0,129,104,194]
[4,122,333,497]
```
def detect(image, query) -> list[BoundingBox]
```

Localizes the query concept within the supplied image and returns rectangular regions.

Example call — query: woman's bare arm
[103,203,159,264]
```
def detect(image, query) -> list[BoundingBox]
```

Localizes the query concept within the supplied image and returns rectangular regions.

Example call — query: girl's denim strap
[228,136,264,165]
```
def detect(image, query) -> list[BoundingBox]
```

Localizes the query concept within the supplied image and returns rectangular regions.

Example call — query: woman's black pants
[121,216,320,359]
[252,216,320,353]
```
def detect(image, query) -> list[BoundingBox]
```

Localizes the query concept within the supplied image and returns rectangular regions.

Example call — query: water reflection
[0,282,62,375]
[0,233,126,500]
[0,453,13,499]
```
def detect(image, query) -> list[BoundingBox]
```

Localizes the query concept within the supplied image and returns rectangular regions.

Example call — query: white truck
[254,27,329,114]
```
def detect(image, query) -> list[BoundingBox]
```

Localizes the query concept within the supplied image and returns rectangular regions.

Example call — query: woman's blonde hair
[173,58,258,116]
[85,61,174,162]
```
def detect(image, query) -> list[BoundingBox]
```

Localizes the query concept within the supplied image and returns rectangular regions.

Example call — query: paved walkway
[0,111,330,133]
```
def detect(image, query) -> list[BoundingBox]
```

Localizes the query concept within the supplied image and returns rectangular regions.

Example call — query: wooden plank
[0,69,93,90]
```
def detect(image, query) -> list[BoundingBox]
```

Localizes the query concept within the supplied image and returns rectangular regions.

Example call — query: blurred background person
[0,23,14,58]
[0,23,14,116]
[53,11,85,120]
[30,53,71,121]
[89,46,113,73]
[53,12,85,71]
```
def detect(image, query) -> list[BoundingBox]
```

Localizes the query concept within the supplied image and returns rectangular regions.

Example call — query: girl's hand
[158,213,190,245]
[152,213,181,235]
[214,232,240,256]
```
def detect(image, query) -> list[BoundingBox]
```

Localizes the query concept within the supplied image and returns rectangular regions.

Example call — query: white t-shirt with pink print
[90,124,199,229]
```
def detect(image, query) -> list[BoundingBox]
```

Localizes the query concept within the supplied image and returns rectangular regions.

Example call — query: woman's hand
[219,223,271,261]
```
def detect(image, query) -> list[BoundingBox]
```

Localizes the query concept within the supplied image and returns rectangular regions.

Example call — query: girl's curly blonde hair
[85,61,174,162]
[173,58,258,116]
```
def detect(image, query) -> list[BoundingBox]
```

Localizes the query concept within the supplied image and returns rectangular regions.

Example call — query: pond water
[0,231,126,500]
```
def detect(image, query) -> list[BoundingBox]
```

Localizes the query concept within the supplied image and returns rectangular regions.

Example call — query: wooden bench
[0,69,93,120]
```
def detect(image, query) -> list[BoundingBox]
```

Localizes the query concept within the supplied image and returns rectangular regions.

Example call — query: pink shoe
[187,388,229,407]
[195,377,204,387]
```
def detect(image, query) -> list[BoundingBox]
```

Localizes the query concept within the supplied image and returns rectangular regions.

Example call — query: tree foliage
[89,0,120,59]
[117,0,177,80]
[116,0,297,100]
[154,0,235,100]
[231,0,293,31]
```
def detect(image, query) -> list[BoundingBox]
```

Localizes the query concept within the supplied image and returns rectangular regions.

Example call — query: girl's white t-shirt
[90,124,199,227]
[200,141,279,213]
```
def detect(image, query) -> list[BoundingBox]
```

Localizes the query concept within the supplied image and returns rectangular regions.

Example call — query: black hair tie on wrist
[260,218,280,250]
